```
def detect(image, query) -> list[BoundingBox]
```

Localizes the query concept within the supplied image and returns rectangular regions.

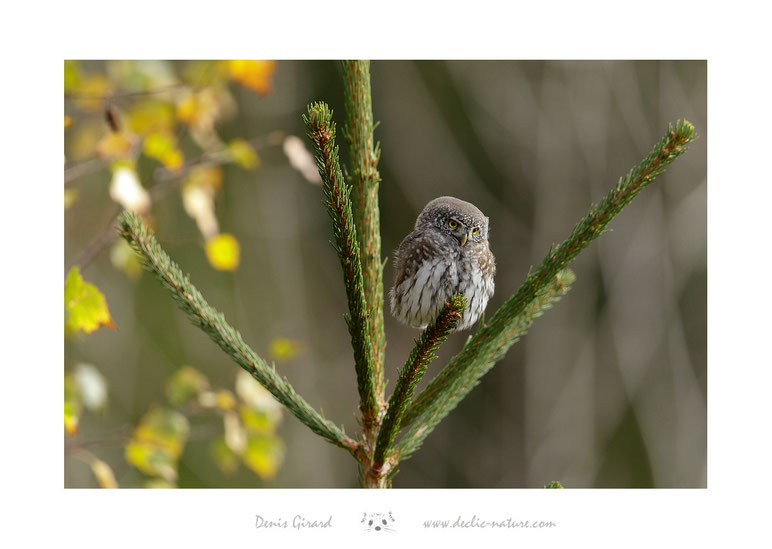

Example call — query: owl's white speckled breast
[391,245,493,331]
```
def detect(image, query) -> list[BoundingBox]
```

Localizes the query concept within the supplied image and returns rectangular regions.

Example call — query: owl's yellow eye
[448,220,458,229]
[472,227,479,235]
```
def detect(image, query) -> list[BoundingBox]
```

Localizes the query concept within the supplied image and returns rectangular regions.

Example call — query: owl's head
[415,196,489,247]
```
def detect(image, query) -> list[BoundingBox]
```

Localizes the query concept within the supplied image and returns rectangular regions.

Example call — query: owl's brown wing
[477,244,496,280]
[390,229,449,326]
[476,244,496,300]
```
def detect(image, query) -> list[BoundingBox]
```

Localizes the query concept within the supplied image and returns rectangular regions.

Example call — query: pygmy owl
[389,196,495,331]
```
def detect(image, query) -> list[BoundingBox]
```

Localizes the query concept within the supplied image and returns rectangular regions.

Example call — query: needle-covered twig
[117,211,359,458]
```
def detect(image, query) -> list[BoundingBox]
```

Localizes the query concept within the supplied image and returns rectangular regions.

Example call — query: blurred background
[64,60,706,488]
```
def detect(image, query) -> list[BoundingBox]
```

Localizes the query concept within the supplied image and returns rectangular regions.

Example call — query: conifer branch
[117,211,360,457]
[394,270,575,460]
[370,295,466,476]
[341,61,386,410]
[303,103,379,434]
[395,119,696,460]
[107,57,698,489]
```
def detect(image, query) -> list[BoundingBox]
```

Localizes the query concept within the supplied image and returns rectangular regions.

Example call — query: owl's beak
[459,232,468,247]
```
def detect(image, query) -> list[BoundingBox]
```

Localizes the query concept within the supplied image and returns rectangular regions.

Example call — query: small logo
[361,511,396,533]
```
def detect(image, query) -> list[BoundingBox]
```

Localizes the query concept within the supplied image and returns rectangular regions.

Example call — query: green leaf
[545,480,564,489]
[65,267,116,335]
[125,408,189,481]
[126,440,179,482]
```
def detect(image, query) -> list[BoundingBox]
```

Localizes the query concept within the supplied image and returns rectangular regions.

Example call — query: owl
[389,196,495,331]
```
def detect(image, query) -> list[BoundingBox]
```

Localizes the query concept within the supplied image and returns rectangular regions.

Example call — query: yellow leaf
[90,458,118,488]
[127,99,176,135]
[65,267,116,335]
[198,389,237,411]
[64,60,82,94]
[64,189,78,210]
[240,405,278,435]
[176,91,202,122]
[142,131,174,157]
[243,435,284,479]
[162,148,184,172]
[175,92,197,124]
[71,73,114,112]
[64,115,73,129]
[176,87,233,133]
[187,165,223,190]
[64,374,81,435]
[126,440,179,482]
[96,131,135,159]
[228,138,259,170]
[165,366,210,407]
[133,408,189,458]
[205,233,240,271]
[68,120,104,161]
[226,60,276,95]
[125,408,189,481]
[143,131,184,172]
[64,403,79,434]
[215,389,237,410]
[269,337,303,362]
